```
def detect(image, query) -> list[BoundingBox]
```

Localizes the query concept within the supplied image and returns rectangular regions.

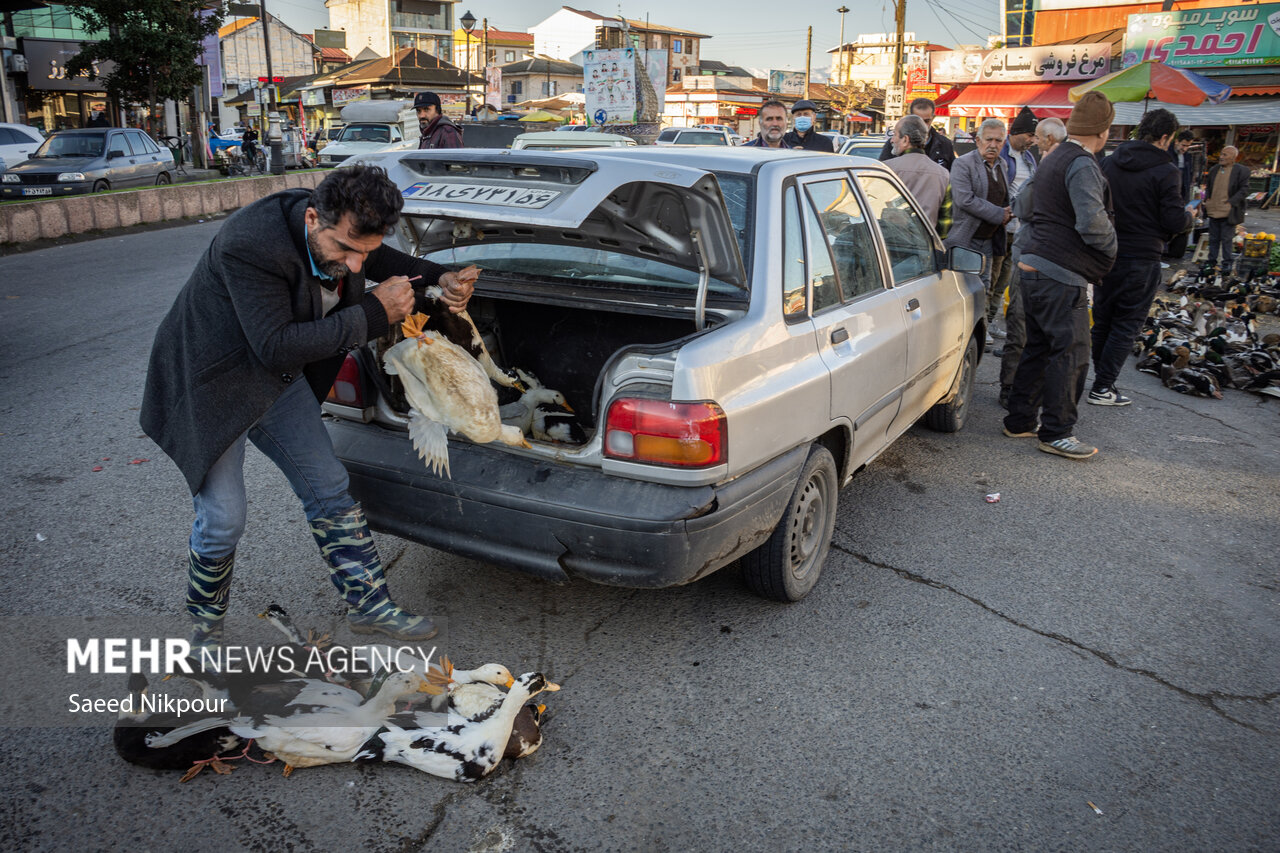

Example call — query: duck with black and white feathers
[422,656,547,758]
[367,671,560,782]
[113,673,252,779]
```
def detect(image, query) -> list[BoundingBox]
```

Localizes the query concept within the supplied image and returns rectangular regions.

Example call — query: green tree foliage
[63,0,223,126]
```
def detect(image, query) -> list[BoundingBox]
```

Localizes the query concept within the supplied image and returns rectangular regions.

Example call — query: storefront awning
[947,82,1076,120]
[1112,97,1280,127]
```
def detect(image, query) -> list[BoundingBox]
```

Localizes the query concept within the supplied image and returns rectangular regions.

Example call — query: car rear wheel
[155,172,171,186]
[924,334,977,433]
[92,180,109,193]
[741,444,838,602]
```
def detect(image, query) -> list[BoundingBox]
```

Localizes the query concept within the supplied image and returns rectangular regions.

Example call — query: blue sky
[264,0,1000,75]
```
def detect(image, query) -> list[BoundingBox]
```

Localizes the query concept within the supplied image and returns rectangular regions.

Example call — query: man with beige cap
[1002,91,1117,461]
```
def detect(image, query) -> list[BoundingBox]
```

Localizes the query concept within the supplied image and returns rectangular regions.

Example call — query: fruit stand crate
[1243,236,1274,258]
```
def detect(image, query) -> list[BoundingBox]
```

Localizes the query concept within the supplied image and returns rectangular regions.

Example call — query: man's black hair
[1136,108,1179,144]
[910,97,936,114]
[1177,130,1194,142]
[310,164,404,236]
[760,99,787,114]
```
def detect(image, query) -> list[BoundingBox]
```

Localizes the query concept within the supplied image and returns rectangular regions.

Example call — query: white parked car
[0,122,45,169]
[324,147,986,601]
[653,126,690,146]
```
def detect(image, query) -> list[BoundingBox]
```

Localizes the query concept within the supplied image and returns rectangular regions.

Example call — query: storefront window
[23,90,112,132]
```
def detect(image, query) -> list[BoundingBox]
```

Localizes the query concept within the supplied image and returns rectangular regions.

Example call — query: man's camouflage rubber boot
[310,505,438,641]
[186,549,234,654]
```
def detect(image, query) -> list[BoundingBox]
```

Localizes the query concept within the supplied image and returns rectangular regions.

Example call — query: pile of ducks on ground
[381,280,586,478]
[113,605,559,783]
[1131,268,1280,400]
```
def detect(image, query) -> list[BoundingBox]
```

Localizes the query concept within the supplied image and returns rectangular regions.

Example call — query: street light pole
[836,6,849,87]
[461,10,476,114]
[260,0,283,174]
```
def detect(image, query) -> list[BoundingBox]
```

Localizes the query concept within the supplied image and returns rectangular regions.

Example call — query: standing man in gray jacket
[944,119,1011,326]
[1002,92,1117,460]
[886,114,949,227]
[142,165,475,650]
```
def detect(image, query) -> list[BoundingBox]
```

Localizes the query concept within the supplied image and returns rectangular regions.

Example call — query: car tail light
[604,398,726,468]
[326,354,365,407]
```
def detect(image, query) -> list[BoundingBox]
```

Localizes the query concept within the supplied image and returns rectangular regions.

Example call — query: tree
[63,0,223,134]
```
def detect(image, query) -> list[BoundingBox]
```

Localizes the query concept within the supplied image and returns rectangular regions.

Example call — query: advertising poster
[1123,4,1280,68]
[768,70,806,95]
[485,65,502,108]
[332,86,370,107]
[645,50,668,114]
[583,48,637,125]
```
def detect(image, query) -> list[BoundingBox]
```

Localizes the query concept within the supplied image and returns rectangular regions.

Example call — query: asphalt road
[0,220,1277,852]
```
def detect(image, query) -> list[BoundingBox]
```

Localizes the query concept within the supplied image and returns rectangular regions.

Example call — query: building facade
[530,6,707,85]
[499,56,582,104]
[453,26,533,72]
[326,0,456,63]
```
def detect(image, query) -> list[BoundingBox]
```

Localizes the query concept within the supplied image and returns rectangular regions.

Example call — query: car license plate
[22,187,53,196]
[402,182,561,209]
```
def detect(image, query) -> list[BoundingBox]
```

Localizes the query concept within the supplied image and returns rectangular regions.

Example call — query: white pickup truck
[316,100,420,167]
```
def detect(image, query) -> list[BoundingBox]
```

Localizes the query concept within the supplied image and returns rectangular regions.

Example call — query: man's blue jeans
[190,377,354,558]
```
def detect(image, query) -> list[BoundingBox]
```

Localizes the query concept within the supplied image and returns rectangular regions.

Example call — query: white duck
[152,670,430,777]
[368,671,560,782]
[423,656,514,717]
[384,313,530,478]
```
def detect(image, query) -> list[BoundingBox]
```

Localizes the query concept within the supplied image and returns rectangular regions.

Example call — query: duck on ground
[424,656,548,760]
[360,671,559,782]
[113,673,249,778]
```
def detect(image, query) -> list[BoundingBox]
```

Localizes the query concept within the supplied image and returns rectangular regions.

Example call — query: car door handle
[831,327,849,344]
[906,298,921,311]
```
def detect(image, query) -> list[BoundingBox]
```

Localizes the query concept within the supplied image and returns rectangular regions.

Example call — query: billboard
[584,48,637,125]
[19,38,116,92]
[930,44,1111,83]
[331,86,370,107]
[768,70,805,95]
[1123,5,1280,68]
[645,50,668,114]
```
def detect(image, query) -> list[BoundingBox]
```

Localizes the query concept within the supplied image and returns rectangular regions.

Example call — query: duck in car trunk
[324,149,874,600]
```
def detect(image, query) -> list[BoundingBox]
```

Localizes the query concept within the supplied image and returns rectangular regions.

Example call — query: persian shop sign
[1123,5,1279,68]
[929,44,1110,84]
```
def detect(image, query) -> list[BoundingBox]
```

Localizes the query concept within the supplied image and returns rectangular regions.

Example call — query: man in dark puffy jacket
[879,97,955,170]
[1090,108,1194,407]
[414,91,463,149]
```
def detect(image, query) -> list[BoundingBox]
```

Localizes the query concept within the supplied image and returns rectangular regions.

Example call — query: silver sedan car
[0,127,175,198]
[323,147,985,600]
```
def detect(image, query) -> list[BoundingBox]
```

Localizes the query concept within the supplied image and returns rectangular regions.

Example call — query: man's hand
[437,265,479,314]
[1002,207,1013,224]
[371,276,416,325]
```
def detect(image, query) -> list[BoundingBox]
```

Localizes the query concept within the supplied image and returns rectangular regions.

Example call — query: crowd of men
[747,92,1211,461]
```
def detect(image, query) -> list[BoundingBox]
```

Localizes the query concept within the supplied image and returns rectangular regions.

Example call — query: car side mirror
[108,149,125,159]
[947,245,986,275]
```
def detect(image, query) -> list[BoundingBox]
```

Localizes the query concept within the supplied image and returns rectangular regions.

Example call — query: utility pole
[260,0,283,174]
[804,26,812,99]
[893,0,906,88]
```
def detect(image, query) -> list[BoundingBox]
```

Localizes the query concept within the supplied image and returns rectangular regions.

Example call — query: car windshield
[419,173,753,298]
[33,133,104,159]
[338,124,390,143]
[675,131,727,145]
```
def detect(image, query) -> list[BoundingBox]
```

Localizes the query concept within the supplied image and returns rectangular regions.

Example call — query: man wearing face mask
[783,100,835,152]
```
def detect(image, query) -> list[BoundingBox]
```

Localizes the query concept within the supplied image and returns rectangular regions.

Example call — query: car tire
[155,172,171,186]
[924,334,977,433]
[91,180,109,193]
[741,444,838,602]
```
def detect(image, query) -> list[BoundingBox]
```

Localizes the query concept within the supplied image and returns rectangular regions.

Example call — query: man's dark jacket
[418,116,463,149]
[1203,161,1252,226]
[782,129,835,152]
[879,126,956,170]
[1100,140,1192,260]
[141,189,448,494]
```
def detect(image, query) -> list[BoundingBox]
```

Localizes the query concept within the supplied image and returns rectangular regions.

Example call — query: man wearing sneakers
[1002,91,1117,460]
[1090,108,1194,407]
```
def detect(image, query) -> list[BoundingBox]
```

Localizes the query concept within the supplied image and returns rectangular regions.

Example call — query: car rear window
[657,129,680,142]
[675,131,727,145]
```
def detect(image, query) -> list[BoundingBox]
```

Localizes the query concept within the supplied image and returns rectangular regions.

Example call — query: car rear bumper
[325,417,805,588]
